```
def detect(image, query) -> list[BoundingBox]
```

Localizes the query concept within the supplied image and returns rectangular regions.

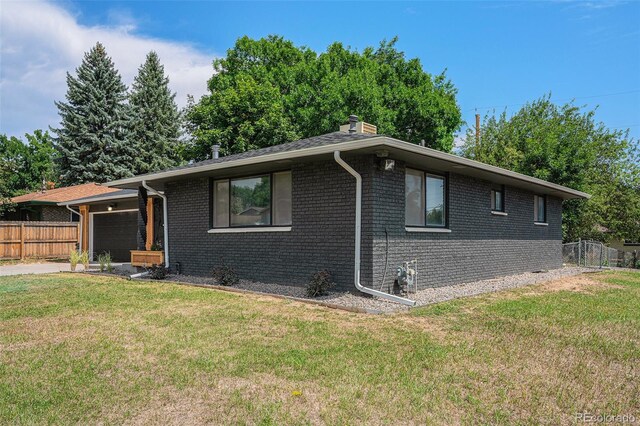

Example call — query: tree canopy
[186,35,462,160]
[460,95,640,243]
[0,130,57,215]
[129,51,183,174]
[52,42,136,185]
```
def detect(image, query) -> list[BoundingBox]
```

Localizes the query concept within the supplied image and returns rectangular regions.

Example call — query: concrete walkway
[0,262,132,276]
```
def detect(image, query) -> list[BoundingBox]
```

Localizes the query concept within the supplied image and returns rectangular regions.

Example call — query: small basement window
[213,171,292,228]
[405,168,447,228]
[491,184,505,212]
[534,194,546,223]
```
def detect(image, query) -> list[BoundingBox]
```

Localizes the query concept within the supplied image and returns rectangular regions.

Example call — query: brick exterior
[371,161,562,291]
[41,206,72,222]
[166,155,372,291]
[165,154,563,292]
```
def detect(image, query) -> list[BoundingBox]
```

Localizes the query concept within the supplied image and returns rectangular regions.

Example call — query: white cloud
[0,0,215,138]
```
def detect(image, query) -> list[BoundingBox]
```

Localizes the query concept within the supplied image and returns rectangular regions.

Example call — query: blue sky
[2,0,639,142]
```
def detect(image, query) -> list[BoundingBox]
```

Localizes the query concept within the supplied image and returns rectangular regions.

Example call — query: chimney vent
[212,144,220,159]
[339,115,377,135]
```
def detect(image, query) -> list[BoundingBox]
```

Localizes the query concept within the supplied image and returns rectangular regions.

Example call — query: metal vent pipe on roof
[212,144,220,159]
[348,115,358,133]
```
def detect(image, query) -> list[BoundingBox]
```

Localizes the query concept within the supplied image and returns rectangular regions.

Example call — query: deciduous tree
[186,36,462,160]
[460,95,640,242]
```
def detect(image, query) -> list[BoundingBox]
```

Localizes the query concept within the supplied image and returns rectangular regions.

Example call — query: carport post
[142,181,169,269]
[145,198,154,250]
[79,205,90,252]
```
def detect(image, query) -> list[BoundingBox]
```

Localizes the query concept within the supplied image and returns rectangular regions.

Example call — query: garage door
[92,211,138,262]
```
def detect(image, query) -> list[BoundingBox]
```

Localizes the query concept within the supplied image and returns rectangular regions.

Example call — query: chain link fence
[562,240,638,269]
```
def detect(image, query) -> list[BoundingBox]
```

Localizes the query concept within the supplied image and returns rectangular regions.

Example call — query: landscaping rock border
[163,266,594,314]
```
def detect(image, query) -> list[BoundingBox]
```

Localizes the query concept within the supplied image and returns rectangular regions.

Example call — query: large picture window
[213,171,292,228]
[405,168,447,228]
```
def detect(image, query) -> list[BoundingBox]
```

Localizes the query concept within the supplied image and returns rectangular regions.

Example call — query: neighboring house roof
[11,183,121,205]
[58,189,138,206]
[238,206,270,216]
[105,131,590,200]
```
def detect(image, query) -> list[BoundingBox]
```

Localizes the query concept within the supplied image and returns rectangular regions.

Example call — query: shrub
[306,270,334,297]
[146,265,167,280]
[69,250,81,272]
[97,252,113,273]
[212,263,239,286]
[80,251,90,271]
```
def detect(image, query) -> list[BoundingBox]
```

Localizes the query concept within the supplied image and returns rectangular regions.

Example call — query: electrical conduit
[333,151,416,306]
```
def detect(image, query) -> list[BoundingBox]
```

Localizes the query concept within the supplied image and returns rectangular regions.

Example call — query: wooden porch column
[145,198,154,250]
[79,205,89,252]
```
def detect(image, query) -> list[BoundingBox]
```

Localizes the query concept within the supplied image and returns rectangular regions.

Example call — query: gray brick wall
[371,161,563,290]
[165,154,563,292]
[41,206,72,222]
[166,155,373,291]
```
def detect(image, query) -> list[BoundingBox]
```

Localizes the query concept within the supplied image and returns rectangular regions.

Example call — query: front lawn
[1,271,638,424]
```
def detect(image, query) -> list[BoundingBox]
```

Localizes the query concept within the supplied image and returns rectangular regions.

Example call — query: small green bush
[69,250,81,272]
[146,265,167,280]
[306,270,334,297]
[97,252,113,273]
[212,263,239,286]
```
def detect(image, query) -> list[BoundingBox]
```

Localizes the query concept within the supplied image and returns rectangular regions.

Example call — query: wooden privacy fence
[0,221,80,259]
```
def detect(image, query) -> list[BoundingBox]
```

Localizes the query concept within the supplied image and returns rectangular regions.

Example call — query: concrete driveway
[0,262,134,277]
[0,262,82,276]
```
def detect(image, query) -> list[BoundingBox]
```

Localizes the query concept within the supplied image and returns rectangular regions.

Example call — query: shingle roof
[134,131,378,179]
[11,183,120,204]
[104,129,589,200]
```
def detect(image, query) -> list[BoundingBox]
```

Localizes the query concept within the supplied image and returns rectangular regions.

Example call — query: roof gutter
[142,181,169,269]
[57,192,137,206]
[64,205,82,253]
[334,150,415,306]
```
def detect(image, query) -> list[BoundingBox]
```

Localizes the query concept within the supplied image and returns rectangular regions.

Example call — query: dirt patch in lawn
[119,375,336,425]
[534,274,623,294]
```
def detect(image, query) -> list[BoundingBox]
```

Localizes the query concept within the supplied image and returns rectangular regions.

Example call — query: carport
[59,190,161,262]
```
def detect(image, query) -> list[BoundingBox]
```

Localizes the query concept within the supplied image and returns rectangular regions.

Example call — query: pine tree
[130,51,182,174]
[52,42,136,185]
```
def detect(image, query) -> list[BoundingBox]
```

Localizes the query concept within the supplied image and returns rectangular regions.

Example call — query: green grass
[1,271,638,424]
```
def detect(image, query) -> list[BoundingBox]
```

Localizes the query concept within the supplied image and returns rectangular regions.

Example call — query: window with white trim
[405,168,447,227]
[534,194,546,223]
[213,171,292,228]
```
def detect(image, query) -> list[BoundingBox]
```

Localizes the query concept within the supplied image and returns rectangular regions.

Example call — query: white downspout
[142,180,170,269]
[333,151,416,306]
[65,205,82,253]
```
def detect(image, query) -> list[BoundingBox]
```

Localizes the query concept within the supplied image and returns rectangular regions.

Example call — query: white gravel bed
[165,274,308,298]
[165,266,594,314]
